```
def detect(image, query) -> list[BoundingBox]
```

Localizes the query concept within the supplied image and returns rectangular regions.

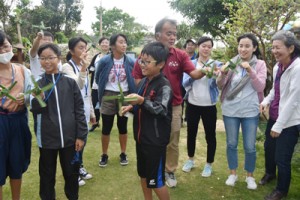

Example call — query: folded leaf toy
[200,60,217,78]
[224,57,242,73]
[25,75,53,107]
[103,82,137,116]
[0,81,18,101]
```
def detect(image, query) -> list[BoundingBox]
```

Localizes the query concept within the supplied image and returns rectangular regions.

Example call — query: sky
[31,0,185,34]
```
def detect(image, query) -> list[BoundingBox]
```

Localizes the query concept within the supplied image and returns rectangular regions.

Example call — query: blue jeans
[223,115,259,173]
[275,125,299,194]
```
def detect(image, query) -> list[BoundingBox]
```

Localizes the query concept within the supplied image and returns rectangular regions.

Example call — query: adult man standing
[184,39,197,60]
[132,18,205,188]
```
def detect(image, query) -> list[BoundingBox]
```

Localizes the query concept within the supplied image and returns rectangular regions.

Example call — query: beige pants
[165,105,182,173]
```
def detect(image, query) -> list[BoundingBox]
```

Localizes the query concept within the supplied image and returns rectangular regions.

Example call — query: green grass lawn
[3,114,300,200]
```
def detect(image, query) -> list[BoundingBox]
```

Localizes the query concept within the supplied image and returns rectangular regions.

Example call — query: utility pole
[99,0,103,37]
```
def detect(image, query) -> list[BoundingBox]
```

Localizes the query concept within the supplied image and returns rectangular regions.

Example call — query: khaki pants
[165,105,182,173]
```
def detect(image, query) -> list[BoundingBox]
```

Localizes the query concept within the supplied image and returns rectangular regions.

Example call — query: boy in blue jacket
[122,42,172,200]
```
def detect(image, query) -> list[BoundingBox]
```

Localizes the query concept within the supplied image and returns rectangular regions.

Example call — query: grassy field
[3,113,300,200]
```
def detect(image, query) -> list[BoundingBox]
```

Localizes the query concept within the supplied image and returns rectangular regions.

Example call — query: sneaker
[99,154,108,167]
[225,174,238,186]
[201,164,212,177]
[78,177,86,186]
[120,153,128,166]
[79,166,93,180]
[182,159,195,172]
[165,172,177,188]
[245,176,257,190]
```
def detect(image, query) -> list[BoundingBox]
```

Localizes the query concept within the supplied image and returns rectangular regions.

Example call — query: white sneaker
[165,172,177,188]
[182,160,195,172]
[201,164,212,177]
[78,177,86,186]
[245,176,257,190]
[225,174,238,186]
[79,167,93,180]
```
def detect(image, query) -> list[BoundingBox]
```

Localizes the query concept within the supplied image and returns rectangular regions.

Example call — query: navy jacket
[133,73,172,146]
[95,54,136,105]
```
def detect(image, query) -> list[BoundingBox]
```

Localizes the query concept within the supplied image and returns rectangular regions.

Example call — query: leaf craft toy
[102,82,137,116]
[0,81,18,101]
[200,60,217,78]
[224,57,242,73]
[32,21,51,34]
[25,75,53,108]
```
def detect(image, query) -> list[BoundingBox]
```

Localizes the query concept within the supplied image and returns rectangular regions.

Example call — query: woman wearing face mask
[95,33,136,168]
[217,33,267,190]
[88,37,110,132]
[62,37,96,186]
[0,30,32,200]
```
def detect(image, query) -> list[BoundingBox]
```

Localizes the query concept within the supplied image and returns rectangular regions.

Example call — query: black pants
[186,102,217,163]
[39,146,79,200]
[264,119,277,175]
[91,89,100,123]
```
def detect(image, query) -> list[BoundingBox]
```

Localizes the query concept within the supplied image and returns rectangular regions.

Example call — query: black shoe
[259,173,276,185]
[120,153,128,166]
[264,190,287,200]
[89,122,99,132]
[99,154,108,167]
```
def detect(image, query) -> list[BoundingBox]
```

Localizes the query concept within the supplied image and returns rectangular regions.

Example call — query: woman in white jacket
[262,30,300,200]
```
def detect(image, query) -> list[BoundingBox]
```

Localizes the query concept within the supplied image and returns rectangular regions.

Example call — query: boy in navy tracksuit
[122,42,172,200]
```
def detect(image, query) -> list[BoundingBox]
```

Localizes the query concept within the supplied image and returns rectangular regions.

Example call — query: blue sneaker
[182,159,195,172]
[201,164,212,177]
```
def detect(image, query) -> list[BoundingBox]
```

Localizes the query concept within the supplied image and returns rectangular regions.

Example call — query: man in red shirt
[132,18,206,187]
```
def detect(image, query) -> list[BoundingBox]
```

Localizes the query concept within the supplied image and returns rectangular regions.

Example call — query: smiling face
[238,38,257,61]
[198,40,213,59]
[71,41,87,59]
[272,40,294,66]
[111,36,127,56]
[139,54,163,80]
[155,21,177,48]
[99,39,109,52]
[39,48,60,74]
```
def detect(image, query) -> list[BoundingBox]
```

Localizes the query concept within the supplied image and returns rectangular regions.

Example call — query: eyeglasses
[138,59,157,66]
[39,57,58,62]
[0,44,12,52]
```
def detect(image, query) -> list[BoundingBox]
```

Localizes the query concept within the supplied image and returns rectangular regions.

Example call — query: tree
[92,7,148,49]
[169,0,237,37]
[0,0,17,31]
[223,0,300,94]
[175,22,204,48]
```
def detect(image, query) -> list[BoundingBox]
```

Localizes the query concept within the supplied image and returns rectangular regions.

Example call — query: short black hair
[0,30,12,46]
[238,33,261,58]
[37,43,61,57]
[98,37,109,44]
[68,37,87,51]
[43,31,54,40]
[197,36,214,47]
[109,34,127,46]
[141,42,169,66]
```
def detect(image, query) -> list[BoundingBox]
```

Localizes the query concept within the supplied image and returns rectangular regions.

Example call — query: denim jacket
[95,54,136,106]
[182,59,220,104]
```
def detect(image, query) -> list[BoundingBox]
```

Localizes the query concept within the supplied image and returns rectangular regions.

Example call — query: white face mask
[0,51,14,64]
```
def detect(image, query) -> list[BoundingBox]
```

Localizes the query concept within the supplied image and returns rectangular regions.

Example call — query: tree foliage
[169,0,237,37]
[175,22,204,48]
[0,0,17,31]
[223,0,300,94]
[92,7,148,49]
